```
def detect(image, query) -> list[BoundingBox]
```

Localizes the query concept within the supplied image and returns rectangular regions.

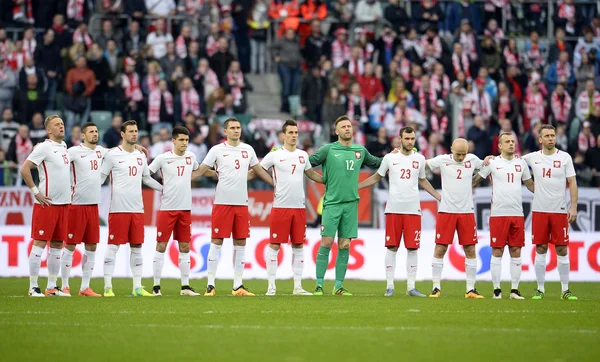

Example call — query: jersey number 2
[456,169,462,179]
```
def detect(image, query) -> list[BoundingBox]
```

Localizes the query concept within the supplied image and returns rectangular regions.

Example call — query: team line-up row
[21,115,578,300]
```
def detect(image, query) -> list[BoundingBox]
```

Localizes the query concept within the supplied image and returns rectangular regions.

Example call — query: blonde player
[258,120,324,296]
[474,132,535,299]
[359,126,440,297]
[20,115,71,297]
[194,118,273,296]
[100,120,163,297]
[523,125,578,300]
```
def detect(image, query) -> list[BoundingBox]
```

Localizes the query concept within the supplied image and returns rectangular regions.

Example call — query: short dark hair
[44,114,62,128]
[399,126,415,137]
[498,132,514,143]
[224,118,240,129]
[539,124,556,135]
[334,115,351,127]
[121,120,137,133]
[172,125,190,139]
[81,122,97,133]
[282,120,298,133]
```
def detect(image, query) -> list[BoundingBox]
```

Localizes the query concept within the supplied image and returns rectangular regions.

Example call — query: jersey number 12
[346,160,355,171]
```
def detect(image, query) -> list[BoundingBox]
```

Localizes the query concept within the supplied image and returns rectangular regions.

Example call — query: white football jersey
[261,148,312,209]
[523,150,576,213]
[377,151,426,215]
[100,147,150,213]
[26,139,71,205]
[149,151,199,211]
[68,145,110,205]
[427,153,483,213]
[202,142,258,206]
[479,157,531,216]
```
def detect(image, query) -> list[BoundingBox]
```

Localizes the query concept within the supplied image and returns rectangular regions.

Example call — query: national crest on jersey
[299,156,305,164]
[464,161,472,168]
[186,156,192,165]
[515,164,522,172]
[355,151,362,159]
[96,150,102,158]
[137,157,142,166]
[242,150,248,158]
[412,161,419,169]
[554,160,561,168]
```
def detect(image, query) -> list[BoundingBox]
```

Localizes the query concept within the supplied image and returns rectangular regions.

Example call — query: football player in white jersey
[474,132,535,299]
[427,138,485,298]
[522,125,578,300]
[257,120,324,296]
[148,126,213,296]
[194,118,273,296]
[20,115,71,297]
[61,122,109,297]
[359,126,441,297]
[100,120,163,297]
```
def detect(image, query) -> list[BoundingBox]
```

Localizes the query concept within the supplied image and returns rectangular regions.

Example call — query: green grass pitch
[0,278,599,362]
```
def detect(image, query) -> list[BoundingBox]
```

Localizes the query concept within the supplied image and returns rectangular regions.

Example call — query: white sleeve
[418,157,426,178]
[192,154,199,171]
[26,143,47,166]
[142,155,150,177]
[202,146,217,167]
[478,164,492,178]
[427,155,444,170]
[304,153,312,171]
[522,152,533,167]
[148,154,162,174]
[472,155,484,170]
[521,162,532,181]
[67,147,76,162]
[376,155,389,177]
[565,155,576,178]
[100,153,113,176]
[260,152,274,170]
[249,147,259,167]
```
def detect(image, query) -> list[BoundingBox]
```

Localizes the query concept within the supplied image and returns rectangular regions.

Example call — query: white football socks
[432,257,444,290]
[179,252,191,286]
[557,255,570,292]
[406,250,418,291]
[206,243,221,287]
[291,247,304,290]
[266,247,278,289]
[29,245,44,289]
[534,252,547,292]
[103,244,119,288]
[81,250,95,290]
[130,247,143,290]
[491,256,502,289]
[153,250,165,286]
[47,247,61,289]
[385,249,397,289]
[60,248,74,289]
[510,257,522,290]
[465,258,477,292]
[233,245,245,289]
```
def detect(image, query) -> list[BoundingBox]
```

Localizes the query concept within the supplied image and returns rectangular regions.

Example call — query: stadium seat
[288,95,301,118]
[90,111,113,133]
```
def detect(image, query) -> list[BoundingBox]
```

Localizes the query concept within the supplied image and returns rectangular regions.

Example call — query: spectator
[148,79,174,132]
[180,77,202,120]
[331,28,351,69]
[447,0,482,34]
[590,106,600,138]
[125,0,147,21]
[374,25,401,71]
[216,94,244,116]
[271,28,302,113]
[556,123,569,151]
[99,0,124,14]
[548,27,574,65]
[189,132,208,165]
[502,39,522,70]
[578,121,596,154]
[430,99,449,139]
[66,0,91,27]
[146,18,175,59]
[0,28,14,59]
[447,81,466,139]
[301,65,327,123]
[51,14,72,51]
[33,0,60,29]
[348,46,365,77]
[150,127,174,160]
[332,0,354,31]
[467,115,489,159]
[524,30,546,71]
[0,108,19,152]
[550,83,572,126]
[483,19,504,48]
[585,134,600,185]
[103,114,123,148]
[17,74,47,124]
[576,79,600,121]
[209,37,235,85]
[553,0,579,38]
[574,27,600,68]
[357,62,383,103]
[491,118,521,155]
[384,0,409,35]
[575,54,596,97]
[414,74,435,119]
[7,40,27,73]
[146,0,176,16]
[224,60,250,112]
[97,19,123,51]
[524,77,546,130]
[480,36,501,81]
[22,27,37,58]
[302,20,331,69]
[194,58,220,105]
[387,95,425,136]
[28,112,46,145]
[6,124,32,182]
[368,92,392,129]
[118,57,144,122]
[546,51,576,94]
[0,57,17,112]
[476,67,497,101]
[67,125,82,147]
[248,0,270,74]
[268,0,300,39]
[300,0,327,45]
[431,62,450,101]
[367,126,392,158]
[421,26,443,61]
[160,42,185,81]
[124,20,144,57]
[87,43,111,110]
[65,56,96,129]
[72,23,94,50]
[387,74,413,105]
[18,57,46,92]
[34,29,62,110]
[522,120,542,154]
[415,0,444,34]
[354,0,382,24]
[493,81,520,133]
[471,77,493,124]
[175,25,193,59]
[452,42,471,79]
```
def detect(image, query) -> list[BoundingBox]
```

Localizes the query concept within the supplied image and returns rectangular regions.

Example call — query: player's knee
[211,238,224,246]
[178,242,190,253]
[321,238,334,248]
[433,245,447,258]
[49,240,63,249]
[387,246,399,252]
[338,239,350,249]
[64,243,77,252]
[269,244,281,251]
[492,247,504,257]
[85,243,97,252]
[233,239,246,246]
[536,244,548,254]
[508,246,521,257]
[555,245,568,257]
[463,245,476,259]
[156,242,168,253]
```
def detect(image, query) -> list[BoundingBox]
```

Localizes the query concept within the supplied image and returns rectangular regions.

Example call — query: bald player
[426,138,485,298]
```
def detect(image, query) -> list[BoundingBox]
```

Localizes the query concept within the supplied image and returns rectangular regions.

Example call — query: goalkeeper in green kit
[309,116,382,296]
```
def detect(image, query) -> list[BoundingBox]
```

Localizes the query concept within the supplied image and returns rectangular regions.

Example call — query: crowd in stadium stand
[0,0,599,188]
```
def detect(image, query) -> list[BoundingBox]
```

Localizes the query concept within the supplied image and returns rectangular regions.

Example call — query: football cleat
[204,285,216,296]
[532,289,545,300]
[153,285,162,296]
[313,285,324,296]
[465,289,485,299]
[103,287,115,297]
[78,288,101,297]
[510,289,524,300]
[406,288,427,297]
[45,287,70,297]
[332,287,353,296]
[28,287,44,297]
[561,290,578,300]
[180,286,200,296]
[493,288,502,299]
[61,287,71,296]
[132,287,153,297]
[266,286,276,296]
[232,285,255,296]
[384,288,394,297]
[429,287,441,298]
[293,288,313,296]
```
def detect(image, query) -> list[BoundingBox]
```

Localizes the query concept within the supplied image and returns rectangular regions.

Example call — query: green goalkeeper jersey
[309,142,381,207]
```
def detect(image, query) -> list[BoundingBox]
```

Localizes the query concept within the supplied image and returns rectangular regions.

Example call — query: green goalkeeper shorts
[320,201,358,239]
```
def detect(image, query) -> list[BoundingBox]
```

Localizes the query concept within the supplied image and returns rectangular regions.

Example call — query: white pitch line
[0,321,597,335]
